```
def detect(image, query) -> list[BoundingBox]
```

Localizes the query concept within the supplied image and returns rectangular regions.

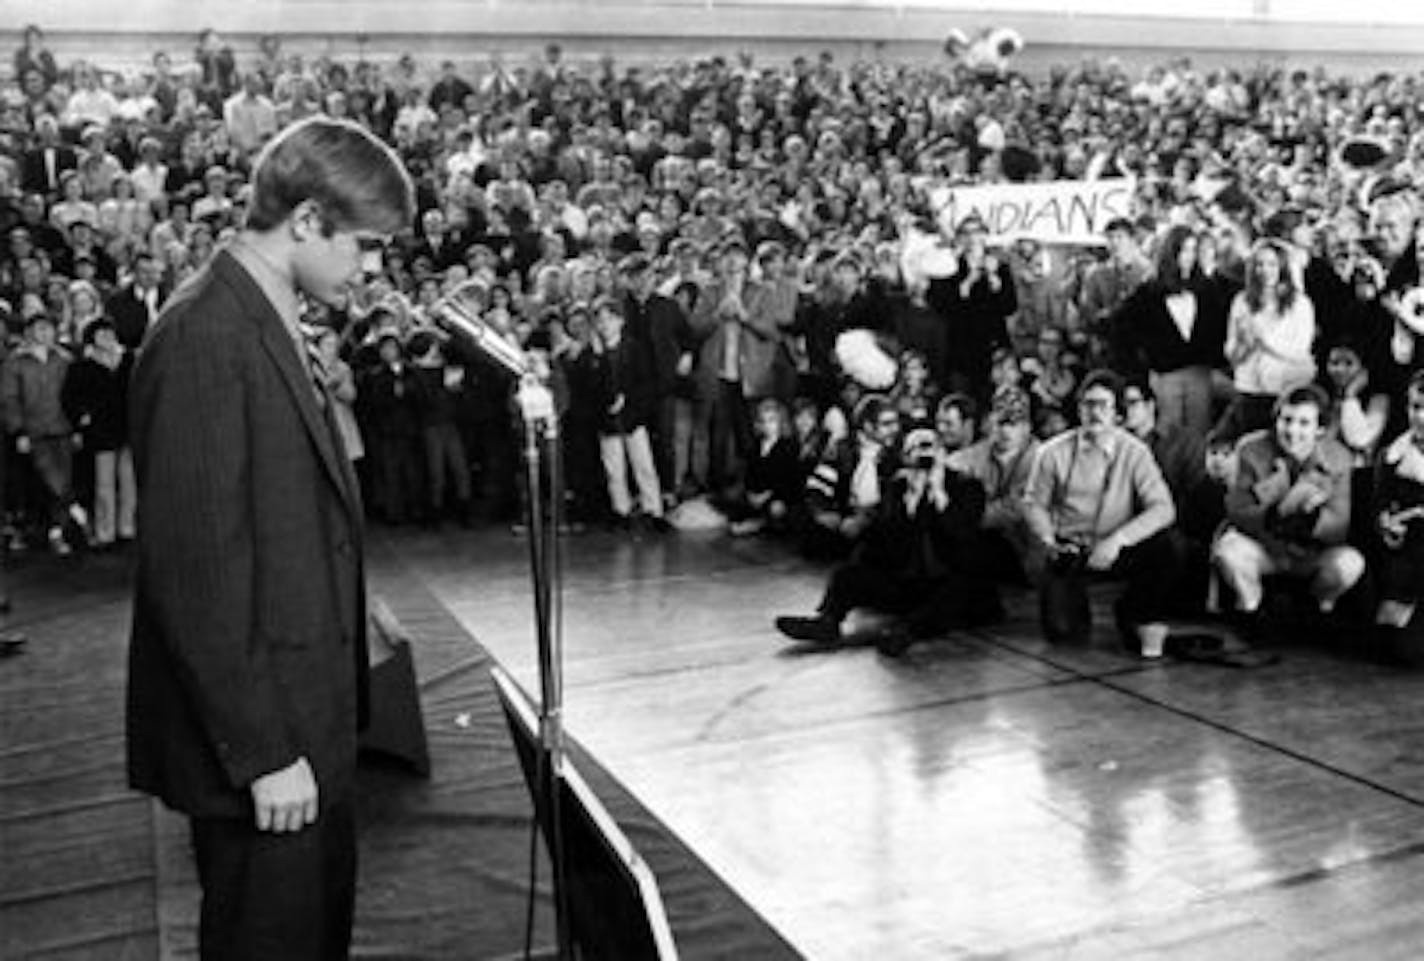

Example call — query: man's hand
[1252,458,1292,506]
[251,757,318,833]
[15,435,30,455]
[1279,478,1327,515]
[1087,535,1124,572]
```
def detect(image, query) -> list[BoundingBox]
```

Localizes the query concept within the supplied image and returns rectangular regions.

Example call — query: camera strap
[1054,435,1118,547]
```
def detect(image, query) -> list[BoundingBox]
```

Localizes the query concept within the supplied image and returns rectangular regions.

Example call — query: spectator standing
[63,65,120,130]
[1079,218,1149,364]
[19,114,76,196]
[224,73,279,158]
[619,253,695,501]
[1111,225,1229,436]
[61,319,134,547]
[108,252,166,351]
[1215,239,1317,442]
[363,332,425,524]
[408,331,472,525]
[590,296,668,532]
[13,25,58,95]
[2,313,86,554]
[928,217,1016,401]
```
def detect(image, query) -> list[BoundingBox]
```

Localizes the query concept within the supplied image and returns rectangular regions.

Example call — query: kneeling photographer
[774,426,988,657]
[1023,370,1181,656]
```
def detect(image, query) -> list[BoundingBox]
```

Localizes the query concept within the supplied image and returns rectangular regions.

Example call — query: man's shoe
[774,614,841,645]
[0,632,26,656]
[648,515,673,534]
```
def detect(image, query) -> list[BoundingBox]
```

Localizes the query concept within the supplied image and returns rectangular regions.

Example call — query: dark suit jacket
[127,249,369,819]
[19,144,77,195]
[108,284,165,350]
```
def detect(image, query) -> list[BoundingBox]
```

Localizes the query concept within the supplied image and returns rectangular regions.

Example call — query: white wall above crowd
[7,0,1424,80]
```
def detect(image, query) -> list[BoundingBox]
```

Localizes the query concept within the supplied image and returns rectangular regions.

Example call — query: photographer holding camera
[774,425,986,657]
[1023,370,1180,656]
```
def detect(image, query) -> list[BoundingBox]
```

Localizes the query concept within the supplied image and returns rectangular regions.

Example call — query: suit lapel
[213,252,362,521]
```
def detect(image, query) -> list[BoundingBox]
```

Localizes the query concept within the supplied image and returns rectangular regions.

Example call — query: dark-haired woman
[1110,225,1229,436]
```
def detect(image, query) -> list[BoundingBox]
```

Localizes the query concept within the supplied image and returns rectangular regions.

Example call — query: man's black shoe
[0,632,27,656]
[774,615,841,645]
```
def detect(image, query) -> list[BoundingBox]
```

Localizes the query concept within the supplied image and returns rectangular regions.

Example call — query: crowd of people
[5,23,1424,662]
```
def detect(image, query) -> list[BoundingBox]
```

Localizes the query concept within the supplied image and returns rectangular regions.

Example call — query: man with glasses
[1023,369,1180,656]
[127,117,414,961]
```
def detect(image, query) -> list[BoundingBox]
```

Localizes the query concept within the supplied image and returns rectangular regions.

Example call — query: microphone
[428,280,529,378]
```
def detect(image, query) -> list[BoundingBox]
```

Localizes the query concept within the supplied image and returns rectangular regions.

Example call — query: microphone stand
[433,290,571,958]
[516,381,573,961]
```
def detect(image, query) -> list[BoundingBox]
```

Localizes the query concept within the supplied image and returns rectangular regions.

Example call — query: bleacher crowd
[5,23,1424,660]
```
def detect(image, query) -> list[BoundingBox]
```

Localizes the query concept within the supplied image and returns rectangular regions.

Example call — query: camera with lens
[1049,536,1091,574]
[901,428,941,472]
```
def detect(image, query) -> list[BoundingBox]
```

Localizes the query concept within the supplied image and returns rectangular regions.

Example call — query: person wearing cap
[126,117,414,960]
[949,385,1042,586]
[1023,369,1181,656]
[2,312,86,555]
[775,421,986,657]
[927,214,1016,401]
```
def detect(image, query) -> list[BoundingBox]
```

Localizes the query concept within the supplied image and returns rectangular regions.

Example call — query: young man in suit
[127,117,413,961]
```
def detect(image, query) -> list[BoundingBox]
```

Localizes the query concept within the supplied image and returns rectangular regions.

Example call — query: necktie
[44,149,56,191]
[298,323,329,409]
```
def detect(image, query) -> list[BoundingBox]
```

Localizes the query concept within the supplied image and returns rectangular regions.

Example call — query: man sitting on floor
[948,385,1040,586]
[1023,369,1180,656]
[774,426,985,657]
[1212,382,1365,638]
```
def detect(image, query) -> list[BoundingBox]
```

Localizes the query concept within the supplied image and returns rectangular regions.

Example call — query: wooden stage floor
[391,523,1424,961]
